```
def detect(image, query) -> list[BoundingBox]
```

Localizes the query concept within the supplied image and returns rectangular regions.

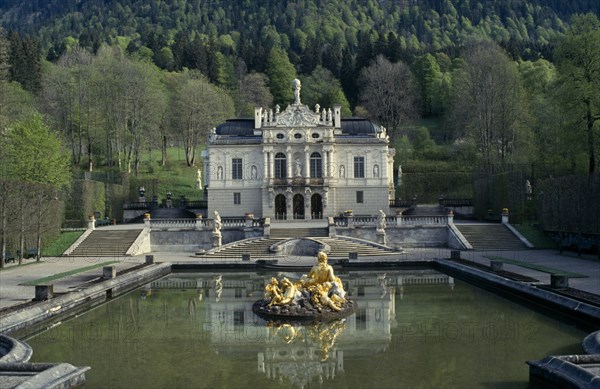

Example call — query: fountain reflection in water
[180,269,450,388]
[259,320,346,388]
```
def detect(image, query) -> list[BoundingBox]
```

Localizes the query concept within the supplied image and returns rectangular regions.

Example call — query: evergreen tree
[8,33,41,93]
[414,54,443,116]
[265,46,297,106]
[340,47,356,107]
[0,29,9,82]
[302,66,352,116]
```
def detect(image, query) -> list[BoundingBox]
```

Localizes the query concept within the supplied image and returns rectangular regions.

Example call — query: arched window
[310,152,322,178]
[274,153,286,178]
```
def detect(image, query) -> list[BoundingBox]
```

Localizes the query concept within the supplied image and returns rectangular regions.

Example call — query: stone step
[456,224,528,250]
[270,228,329,238]
[197,236,398,259]
[69,229,143,256]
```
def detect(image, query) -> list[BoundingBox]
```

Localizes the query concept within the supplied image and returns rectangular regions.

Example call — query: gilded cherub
[264,277,282,301]
[268,277,299,306]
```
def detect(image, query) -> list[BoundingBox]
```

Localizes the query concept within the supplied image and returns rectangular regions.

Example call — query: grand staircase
[67,229,143,257]
[270,228,328,238]
[455,224,529,250]
[318,237,398,258]
[196,238,283,260]
[196,232,399,261]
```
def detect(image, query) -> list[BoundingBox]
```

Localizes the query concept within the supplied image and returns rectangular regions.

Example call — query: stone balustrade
[149,218,209,231]
[396,215,449,225]
[222,218,246,227]
[147,217,263,231]
[333,214,451,228]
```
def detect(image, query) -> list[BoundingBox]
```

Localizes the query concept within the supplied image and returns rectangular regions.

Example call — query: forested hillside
[1,0,599,178]
[1,0,599,259]
[1,0,598,82]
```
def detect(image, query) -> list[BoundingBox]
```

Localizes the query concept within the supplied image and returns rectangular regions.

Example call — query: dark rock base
[252,298,357,322]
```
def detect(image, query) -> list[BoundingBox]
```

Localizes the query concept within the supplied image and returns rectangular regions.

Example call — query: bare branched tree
[358,55,419,140]
[448,40,523,166]
[169,71,234,166]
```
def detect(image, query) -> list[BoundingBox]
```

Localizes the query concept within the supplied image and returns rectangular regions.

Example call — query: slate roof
[214,117,382,136]
[340,117,382,135]
[215,119,255,136]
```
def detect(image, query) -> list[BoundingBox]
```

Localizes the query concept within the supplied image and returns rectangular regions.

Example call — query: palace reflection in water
[26,268,586,389]
[147,270,454,388]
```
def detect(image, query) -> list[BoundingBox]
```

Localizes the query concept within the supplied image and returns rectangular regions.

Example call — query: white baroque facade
[203,80,395,219]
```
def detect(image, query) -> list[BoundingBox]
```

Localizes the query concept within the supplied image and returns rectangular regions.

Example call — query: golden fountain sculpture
[253,251,357,321]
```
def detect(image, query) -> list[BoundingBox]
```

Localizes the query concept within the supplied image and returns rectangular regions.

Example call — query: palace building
[203,79,395,219]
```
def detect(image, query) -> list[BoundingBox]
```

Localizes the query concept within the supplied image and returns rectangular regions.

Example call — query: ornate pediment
[275,103,321,127]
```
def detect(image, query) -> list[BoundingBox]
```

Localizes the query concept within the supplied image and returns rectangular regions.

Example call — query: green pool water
[25,269,588,388]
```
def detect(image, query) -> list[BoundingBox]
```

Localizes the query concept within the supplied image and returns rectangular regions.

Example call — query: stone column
[34,285,53,301]
[103,266,116,280]
[328,216,336,237]
[501,208,509,224]
[323,150,328,177]
[376,227,387,246]
[88,215,96,230]
[263,217,271,238]
[195,215,204,230]
[213,231,222,250]
[263,151,269,182]
[304,148,310,179]
[286,150,292,179]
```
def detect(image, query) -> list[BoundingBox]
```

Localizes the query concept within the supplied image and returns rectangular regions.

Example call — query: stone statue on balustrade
[212,210,222,249]
[376,209,387,245]
[196,169,202,190]
[397,165,402,187]
[525,179,533,200]
[376,209,387,231]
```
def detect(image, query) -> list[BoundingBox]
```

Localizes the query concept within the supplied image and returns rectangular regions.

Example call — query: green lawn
[132,146,205,200]
[21,260,119,285]
[511,225,556,249]
[483,255,588,278]
[42,230,85,257]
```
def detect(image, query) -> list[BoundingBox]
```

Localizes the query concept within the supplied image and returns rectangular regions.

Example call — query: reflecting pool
[25,269,587,388]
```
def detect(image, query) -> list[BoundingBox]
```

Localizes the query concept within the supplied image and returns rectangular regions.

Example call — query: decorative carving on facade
[275,104,321,127]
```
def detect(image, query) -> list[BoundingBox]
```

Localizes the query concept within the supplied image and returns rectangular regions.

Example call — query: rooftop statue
[253,251,356,321]
[273,78,321,127]
[292,78,301,105]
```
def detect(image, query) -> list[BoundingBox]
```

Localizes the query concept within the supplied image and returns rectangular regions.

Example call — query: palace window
[310,152,322,178]
[232,158,242,179]
[233,192,241,205]
[356,191,364,203]
[234,310,244,327]
[354,156,365,178]
[274,153,286,179]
